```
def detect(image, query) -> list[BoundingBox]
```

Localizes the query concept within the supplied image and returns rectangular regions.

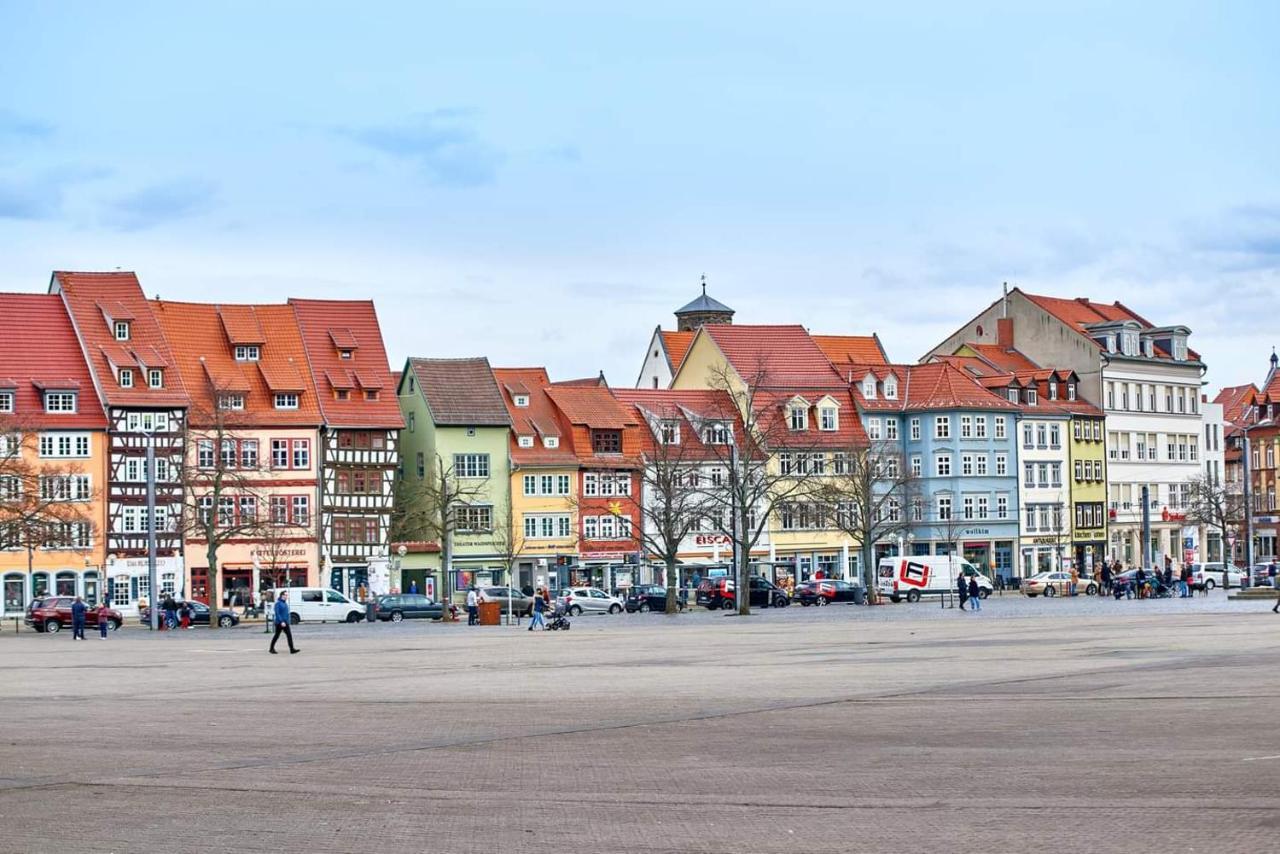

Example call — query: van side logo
[899,560,930,588]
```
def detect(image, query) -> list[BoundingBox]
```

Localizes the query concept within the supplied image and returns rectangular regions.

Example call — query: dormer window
[544,436,559,449]
[364,390,379,401]
[1048,381,1058,400]
[703,422,730,445]
[339,349,354,360]
[789,406,808,431]
[44,391,77,413]
[118,368,134,388]
[336,389,349,400]
[884,378,897,399]
[1026,388,1037,406]
[1007,388,1018,403]
[1120,331,1138,356]
[113,320,130,341]
[1067,383,1076,401]
[1143,338,1154,358]
[148,369,163,389]
[819,407,838,431]
[862,377,876,399]
[274,393,299,410]
[518,435,534,448]
[514,395,529,407]
[1171,336,1188,361]
[659,420,680,445]
[591,430,621,453]
[1104,335,1116,353]
[0,391,12,413]
[234,345,260,362]
[218,393,245,411]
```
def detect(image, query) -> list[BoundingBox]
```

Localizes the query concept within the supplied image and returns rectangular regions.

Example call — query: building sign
[1031,537,1058,545]
[694,534,732,546]
[959,528,990,537]
[249,547,308,559]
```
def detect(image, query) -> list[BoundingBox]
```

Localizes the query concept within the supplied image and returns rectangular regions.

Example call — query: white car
[559,587,624,615]
[1190,563,1244,591]
[269,587,366,624]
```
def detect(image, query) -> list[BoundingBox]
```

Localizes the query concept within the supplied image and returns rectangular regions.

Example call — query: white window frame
[274,393,299,410]
[234,345,261,362]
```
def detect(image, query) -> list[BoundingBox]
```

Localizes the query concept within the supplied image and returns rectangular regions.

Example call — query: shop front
[188,540,317,606]
[1,565,109,616]
[103,555,185,615]
[1073,540,1106,576]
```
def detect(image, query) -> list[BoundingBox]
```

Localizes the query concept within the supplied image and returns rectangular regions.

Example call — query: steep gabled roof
[812,334,889,367]
[493,367,579,466]
[152,300,322,427]
[0,293,107,428]
[408,357,510,427]
[963,342,1040,373]
[1214,384,1260,427]
[1020,289,1201,361]
[852,362,1020,413]
[702,324,844,388]
[612,388,746,458]
[52,271,190,408]
[545,385,638,429]
[753,387,869,449]
[660,330,695,373]
[291,299,403,429]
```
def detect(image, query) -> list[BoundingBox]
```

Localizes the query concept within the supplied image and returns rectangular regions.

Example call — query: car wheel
[1205,579,1216,590]
[218,615,234,628]
[638,602,650,613]
[775,596,789,608]
[1085,584,1098,596]
[800,600,810,606]
[1044,586,1056,598]
[890,595,901,603]
[289,613,300,625]
[721,600,735,611]
[905,590,920,604]
[609,604,622,614]
[346,611,361,623]
[45,619,62,633]
[978,589,990,599]
[569,605,582,617]
[109,618,122,632]
[390,611,404,623]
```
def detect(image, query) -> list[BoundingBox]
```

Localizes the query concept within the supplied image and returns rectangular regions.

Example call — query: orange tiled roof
[964,343,1040,372]
[0,293,107,428]
[1214,385,1258,427]
[702,324,845,388]
[152,299,321,426]
[753,388,870,449]
[1020,289,1201,361]
[612,388,747,457]
[218,305,266,345]
[52,271,190,407]
[812,334,888,367]
[545,385,638,430]
[660,331,695,372]
[493,367,579,467]
[853,362,1020,413]
[291,300,403,429]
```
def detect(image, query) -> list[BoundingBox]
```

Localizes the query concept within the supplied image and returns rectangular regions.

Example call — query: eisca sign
[694,534,732,546]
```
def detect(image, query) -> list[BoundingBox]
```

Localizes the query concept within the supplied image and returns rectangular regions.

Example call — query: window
[862,377,876,399]
[39,474,90,501]
[1007,388,1019,403]
[995,454,1007,476]
[118,369,133,388]
[1107,382,1115,409]
[1024,462,1034,488]
[963,495,975,519]
[819,407,838,431]
[1023,423,1034,449]
[1051,463,1062,487]
[44,392,76,413]
[962,454,974,476]
[270,496,288,525]
[1068,383,1077,401]
[291,439,309,469]
[513,394,529,407]
[197,440,215,469]
[911,498,924,522]
[973,416,987,439]
[996,494,1008,519]
[1037,463,1049,487]
[1073,420,1082,441]
[148,369,163,388]
[960,415,972,438]
[976,495,989,519]
[1049,424,1060,448]
[935,416,950,439]
[936,495,952,521]
[910,418,921,440]
[936,454,951,477]
[220,439,237,468]
[1075,460,1084,481]
[234,345,260,362]
[544,436,559,449]
[1036,424,1047,448]
[274,393,299,410]
[0,391,12,413]
[660,421,680,445]
[1026,388,1037,406]
[789,407,808,431]
[557,474,570,495]
[1025,506,1037,531]
[866,418,882,440]
[39,433,90,458]
[291,496,310,526]
[114,320,130,341]
[271,439,289,469]
[885,419,898,440]
[339,349,354,360]
[453,453,489,478]
[518,435,534,448]
[592,430,622,453]
[884,378,897,399]
[1048,381,1058,400]
[975,454,988,476]
[703,422,729,444]
[994,417,1006,440]
[218,393,245,411]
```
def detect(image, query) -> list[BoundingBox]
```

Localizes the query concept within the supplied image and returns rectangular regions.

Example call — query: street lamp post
[142,429,158,632]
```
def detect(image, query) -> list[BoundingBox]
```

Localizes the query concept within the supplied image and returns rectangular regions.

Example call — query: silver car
[479,586,535,616]
[559,587,624,615]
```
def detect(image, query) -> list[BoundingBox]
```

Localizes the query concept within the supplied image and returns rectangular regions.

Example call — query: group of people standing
[68,597,112,640]
[956,575,983,611]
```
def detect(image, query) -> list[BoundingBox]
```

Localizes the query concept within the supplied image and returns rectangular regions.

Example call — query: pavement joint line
[1240,754,1280,762]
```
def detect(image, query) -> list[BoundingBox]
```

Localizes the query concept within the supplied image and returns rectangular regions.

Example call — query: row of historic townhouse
[0,272,401,619]
[1217,351,1280,563]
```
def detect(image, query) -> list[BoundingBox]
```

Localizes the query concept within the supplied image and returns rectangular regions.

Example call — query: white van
[877,556,993,603]
[270,587,366,624]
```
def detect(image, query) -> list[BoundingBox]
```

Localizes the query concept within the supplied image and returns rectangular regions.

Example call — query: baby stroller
[546,600,571,631]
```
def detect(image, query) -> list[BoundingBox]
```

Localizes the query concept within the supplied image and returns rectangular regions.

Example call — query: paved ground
[2,594,1280,853]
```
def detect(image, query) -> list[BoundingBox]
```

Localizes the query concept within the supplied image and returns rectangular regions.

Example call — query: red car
[25,597,123,633]
[796,579,863,606]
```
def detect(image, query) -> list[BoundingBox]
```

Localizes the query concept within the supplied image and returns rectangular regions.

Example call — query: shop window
[3,573,25,613]
[55,571,77,596]
[32,571,49,598]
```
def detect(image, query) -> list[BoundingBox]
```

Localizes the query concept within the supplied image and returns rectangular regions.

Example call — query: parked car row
[139,600,240,628]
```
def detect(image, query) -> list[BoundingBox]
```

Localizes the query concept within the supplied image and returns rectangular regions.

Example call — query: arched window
[3,573,25,614]
[32,571,49,598]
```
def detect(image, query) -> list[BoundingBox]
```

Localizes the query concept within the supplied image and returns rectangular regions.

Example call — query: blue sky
[2,1,1278,390]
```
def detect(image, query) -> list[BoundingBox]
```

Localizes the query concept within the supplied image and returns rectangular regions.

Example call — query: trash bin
[365,600,378,623]
[852,585,866,605]
[478,600,501,626]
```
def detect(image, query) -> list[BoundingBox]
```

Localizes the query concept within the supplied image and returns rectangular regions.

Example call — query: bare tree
[607,403,721,614]
[178,387,276,626]
[820,438,918,603]
[392,452,491,616]
[701,362,832,615]
[488,496,526,620]
[0,421,99,585]
[1186,472,1245,577]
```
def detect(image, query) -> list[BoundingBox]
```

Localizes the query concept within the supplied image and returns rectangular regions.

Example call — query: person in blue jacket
[269,590,300,654]
[71,596,87,640]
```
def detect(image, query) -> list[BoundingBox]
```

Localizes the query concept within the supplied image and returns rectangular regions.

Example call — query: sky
[1,1,1278,392]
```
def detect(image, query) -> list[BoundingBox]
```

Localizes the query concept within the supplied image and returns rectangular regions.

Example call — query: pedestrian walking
[269,591,299,654]
[71,596,87,640]
[1069,567,1079,597]
[1101,563,1112,596]
[97,601,110,638]
[968,577,981,611]
[956,572,968,611]
[162,594,178,631]
[466,586,478,625]
[179,602,192,629]
[529,588,547,631]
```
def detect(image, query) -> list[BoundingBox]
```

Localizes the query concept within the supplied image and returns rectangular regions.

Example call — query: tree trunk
[861,540,878,604]
[665,558,678,614]
[737,506,751,616]
[440,523,453,620]
[206,537,219,629]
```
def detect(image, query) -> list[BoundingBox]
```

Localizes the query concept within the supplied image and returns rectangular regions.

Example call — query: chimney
[996,317,1014,350]
[1001,281,1009,317]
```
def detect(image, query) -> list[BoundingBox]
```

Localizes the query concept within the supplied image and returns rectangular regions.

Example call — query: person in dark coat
[162,594,178,631]
[956,572,968,610]
[1101,563,1112,596]
[269,591,299,654]
[967,577,981,611]
[70,596,87,640]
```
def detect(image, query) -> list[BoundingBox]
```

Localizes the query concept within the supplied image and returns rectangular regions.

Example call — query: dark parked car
[796,579,862,606]
[375,594,444,622]
[624,584,686,613]
[696,576,789,610]
[25,597,122,633]
[139,600,239,628]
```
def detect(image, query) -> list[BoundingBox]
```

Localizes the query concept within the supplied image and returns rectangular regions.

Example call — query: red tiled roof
[408,357,510,427]
[218,305,266,345]
[612,388,748,457]
[752,388,870,449]
[1214,385,1258,427]
[1020,289,1201,361]
[0,294,106,428]
[812,334,889,367]
[964,343,1040,373]
[660,331,695,373]
[555,373,608,387]
[152,300,321,426]
[52,271,190,407]
[545,385,638,429]
[853,362,1020,413]
[291,300,404,429]
[702,325,844,388]
[493,367,579,467]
